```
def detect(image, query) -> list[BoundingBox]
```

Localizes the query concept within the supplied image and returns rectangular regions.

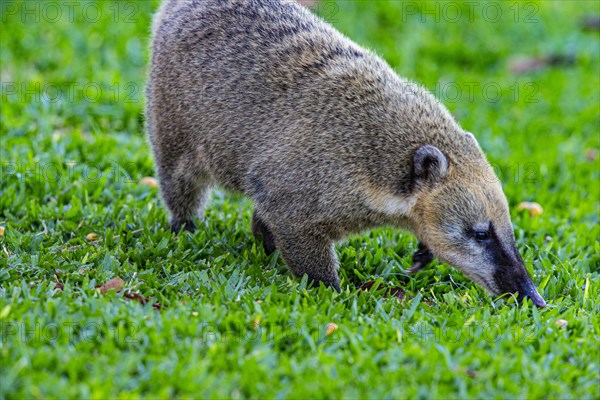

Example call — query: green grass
[1,0,599,398]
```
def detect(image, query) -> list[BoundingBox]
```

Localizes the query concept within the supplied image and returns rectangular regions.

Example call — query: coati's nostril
[527,290,547,308]
[516,283,546,307]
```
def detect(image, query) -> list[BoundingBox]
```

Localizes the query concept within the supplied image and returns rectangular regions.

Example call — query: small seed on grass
[326,323,338,336]
[555,319,568,329]
[86,232,98,240]
[97,277,125,294]
[139,176,158,188]
[517,202,543,216]
[585,148,598,162]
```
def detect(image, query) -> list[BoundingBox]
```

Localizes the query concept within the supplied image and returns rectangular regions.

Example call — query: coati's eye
[474,230,490,242]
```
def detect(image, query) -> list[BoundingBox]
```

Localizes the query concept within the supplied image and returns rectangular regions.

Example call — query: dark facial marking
[486,224,545,306]
[485,223,518,274]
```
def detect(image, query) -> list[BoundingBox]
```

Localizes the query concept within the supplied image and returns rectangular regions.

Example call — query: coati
[146,0,546,307]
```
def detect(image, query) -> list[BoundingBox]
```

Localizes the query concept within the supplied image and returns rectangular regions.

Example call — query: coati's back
[147,0,382,192]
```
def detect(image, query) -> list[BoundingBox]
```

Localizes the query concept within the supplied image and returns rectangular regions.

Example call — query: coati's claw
[261,236,277,256]
[171,219,196,234]
[408,242,433,274]
[307,276,341,293]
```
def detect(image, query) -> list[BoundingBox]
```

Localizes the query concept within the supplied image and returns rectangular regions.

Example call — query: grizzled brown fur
[146,0,546,306]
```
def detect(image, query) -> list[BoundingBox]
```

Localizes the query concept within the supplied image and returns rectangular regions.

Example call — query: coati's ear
[464,131,481,148]
[413,145,448,185]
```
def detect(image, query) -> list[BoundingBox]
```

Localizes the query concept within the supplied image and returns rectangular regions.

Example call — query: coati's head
[409,139,546,307]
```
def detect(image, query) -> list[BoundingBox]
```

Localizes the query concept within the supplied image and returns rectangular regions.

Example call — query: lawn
[1,0,599,398]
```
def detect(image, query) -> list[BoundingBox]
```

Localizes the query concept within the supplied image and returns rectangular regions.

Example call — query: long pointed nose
[492,237,547,308]
[493,259,547,307]
[517,279,546,308]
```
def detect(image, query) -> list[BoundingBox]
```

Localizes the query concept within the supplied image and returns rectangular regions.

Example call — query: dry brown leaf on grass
[508,56,547,74]
[53,274,64,291]
[124,291,163,310]
[124,291,148,305]
[585,149,598,162]
[97,278,163,309]
[580,15,600,31]
[97,277,125,294]
[123,292,163,310]
[508,54,575,74]
[359,281,406,300]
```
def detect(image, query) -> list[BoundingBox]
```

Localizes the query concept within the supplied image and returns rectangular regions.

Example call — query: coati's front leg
[156,165,210,233]
[407,242,434,274]
[251,211,277,255]
[273,227,341,292]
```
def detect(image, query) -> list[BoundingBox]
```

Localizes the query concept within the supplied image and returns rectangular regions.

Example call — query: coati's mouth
[432,252,498,295]
[506,278,547,308]
[469,272,546,307]
[469,271,498,295]
[493,264,547,308]
[421,246,546,307]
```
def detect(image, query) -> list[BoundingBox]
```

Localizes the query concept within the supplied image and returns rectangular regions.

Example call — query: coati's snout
[411,145,546,307]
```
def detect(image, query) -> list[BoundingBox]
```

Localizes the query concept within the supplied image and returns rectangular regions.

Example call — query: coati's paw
[408,242,434,274]
[170,219,196,234]
[260,235,277,256]
[251,213,277,255]
[306,275,341,293]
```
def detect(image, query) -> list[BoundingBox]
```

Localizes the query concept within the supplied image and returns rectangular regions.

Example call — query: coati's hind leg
[251,211,276,255]
[157,162,211,233]
[272,226,341,292]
